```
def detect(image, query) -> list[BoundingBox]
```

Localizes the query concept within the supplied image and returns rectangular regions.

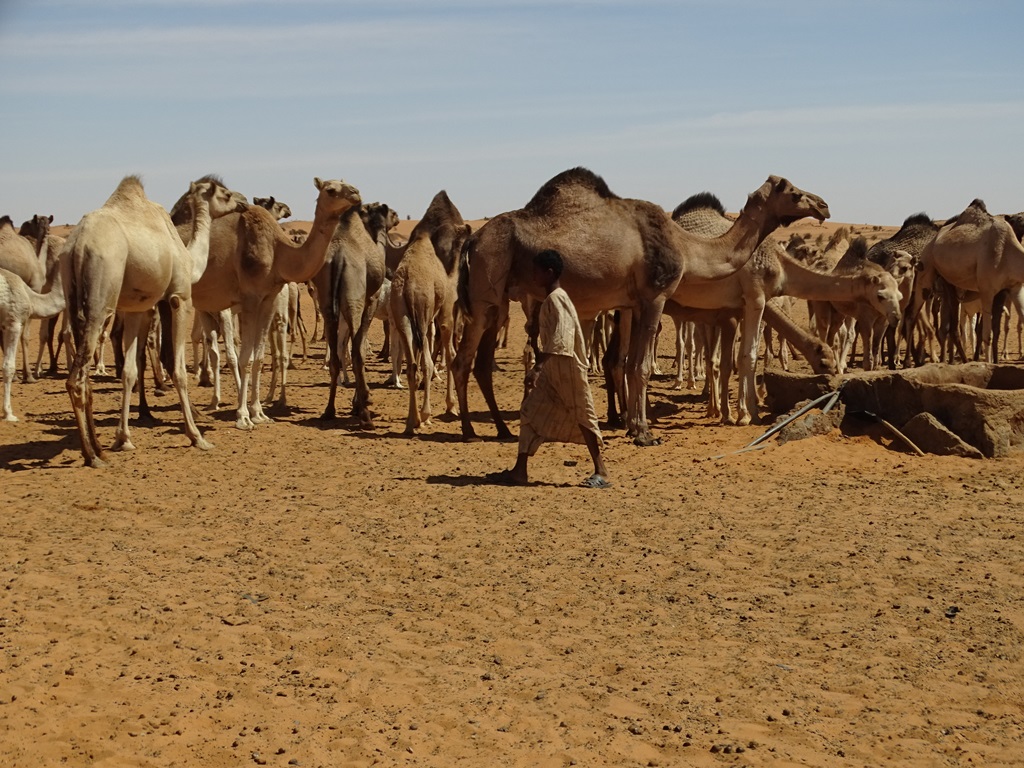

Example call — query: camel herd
[1,167,1022,467]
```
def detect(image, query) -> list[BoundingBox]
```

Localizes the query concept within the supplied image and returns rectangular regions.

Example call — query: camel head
[750,176,830,228]
[254,196,293,222]
[863,265,903,328]
[313,177,362,221]
[190,179,249,219]
[19,214,52,254]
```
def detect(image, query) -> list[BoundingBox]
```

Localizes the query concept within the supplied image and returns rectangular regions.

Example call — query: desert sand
[2,217,1023,767]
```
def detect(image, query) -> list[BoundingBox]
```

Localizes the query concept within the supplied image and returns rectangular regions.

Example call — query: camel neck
[186,197,213,284]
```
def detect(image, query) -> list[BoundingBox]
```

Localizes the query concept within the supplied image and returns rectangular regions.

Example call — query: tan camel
[0,265,64,420]
[820,238,915,372]
[252,196,292,222]
[453,168,830,444]
[310,201,387,427]
[390,232,446,434]
[916,200,1024,363]
[189,193,296,409]
[669,193,900,423]
[190,177,362,429]
[389,193,472,433]
[16,215,69,377]
[62,176,246,467]
[0,215,49,382]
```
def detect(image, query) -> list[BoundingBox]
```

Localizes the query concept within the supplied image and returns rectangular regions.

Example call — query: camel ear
[314,177,324,190]
[47,214,53,223]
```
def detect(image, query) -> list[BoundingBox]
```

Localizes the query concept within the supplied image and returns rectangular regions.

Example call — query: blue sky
[1,0,1022,226]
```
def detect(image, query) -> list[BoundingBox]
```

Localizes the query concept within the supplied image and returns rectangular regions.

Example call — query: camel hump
[1002,212,1024,241]
[103,175,147,207]
[969,198,988,214]
[524,167,619,213]
[671,192,726,220]
[900,212,934,230]
[0,215,12,229]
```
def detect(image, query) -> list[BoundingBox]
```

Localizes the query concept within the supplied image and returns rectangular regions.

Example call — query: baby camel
[0,265,64,420]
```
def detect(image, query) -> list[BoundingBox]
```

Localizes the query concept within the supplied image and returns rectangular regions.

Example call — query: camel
[252,196,292,222]
[62,176,246,467]
[453,168,830,445]
[855,213,938,368]
[16,215,69,377]
[390,232,446,434]
[915,200,1024,363]
[388,193,472,433]
[190,177,362,429]
[0,215,49,382]
[0,265,64,420]
[310,201,388,427]
[189,193,298,409]
[668,192,897,424]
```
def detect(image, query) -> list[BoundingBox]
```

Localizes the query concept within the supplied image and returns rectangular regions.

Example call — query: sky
[1,0,1022,227]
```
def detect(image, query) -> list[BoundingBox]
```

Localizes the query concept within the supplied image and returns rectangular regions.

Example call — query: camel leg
[442,319,457,416]
[736,300,765,426]
[719,318,739,426]
[350,301,374,428]
[320,307,341,420]
[67,327,108,468]
[134,312,156,426]
[219,309,241,402]
[164,296,212,450]
[18,316,36,384]
[233,301,266,430]
[395,314,419,434]
[420,317,437,428]
[191,312,210,386]
[3,321,21,421]
[991,290,1008,364]
[112,312,144,452]
[704,324,721,420]
[33,316,55,379]
[670,316,686,390]
[625,300,664,446]
[453,306,510,441]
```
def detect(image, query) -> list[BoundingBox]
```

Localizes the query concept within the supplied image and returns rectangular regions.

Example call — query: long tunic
[518,287,603,456]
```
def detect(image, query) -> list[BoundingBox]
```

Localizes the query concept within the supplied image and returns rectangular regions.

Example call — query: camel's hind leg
[2,319,22,421]
[395,313,420,435]
[350,301,374,428]
[112,312,145,452]
[66,317,108,468]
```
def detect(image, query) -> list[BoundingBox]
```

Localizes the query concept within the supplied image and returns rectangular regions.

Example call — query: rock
[900,413,984,458]
[765,363,1024,458]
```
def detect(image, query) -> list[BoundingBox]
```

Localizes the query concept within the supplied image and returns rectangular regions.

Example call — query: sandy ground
[3,225,1024,767]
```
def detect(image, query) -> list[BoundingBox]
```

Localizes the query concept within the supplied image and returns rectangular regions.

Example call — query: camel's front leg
[233,302,264,430]
[350,301,374,428]
[166,296,212,450]
[625,301,664,446]
[736,301,766,426]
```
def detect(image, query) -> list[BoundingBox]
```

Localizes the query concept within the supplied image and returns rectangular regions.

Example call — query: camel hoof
[234,418,255,431]
[23,375,37,384]
[194,438,214,451]
[4,414,18,422]
[632,433,662,447]
[87,456,111,469]
[462,434,483,443]
[111,440,136,452]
